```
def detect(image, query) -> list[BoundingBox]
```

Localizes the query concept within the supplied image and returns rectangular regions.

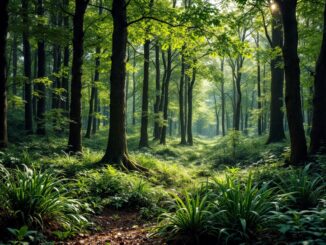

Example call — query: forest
[0,0,326,244]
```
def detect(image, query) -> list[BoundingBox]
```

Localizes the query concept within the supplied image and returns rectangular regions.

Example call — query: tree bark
[62,0,70,113]
[187,67,196,145]
[12,35,18,97]
[22,0,33,133]
[256,33,262,136]
[310,2,326,154]
[85,48,100,138]
[139,40,150,148]
[277,0,307,164]
[153,43,161,139]
[132,49,136,126]
[220,58,226,136]
[67,0,89,153]
[160,47,172,145]
[267,7,286,143]
[36,0,46,135]
[101,0,145,171]
[0,0,9,148]
[179,51,187,144]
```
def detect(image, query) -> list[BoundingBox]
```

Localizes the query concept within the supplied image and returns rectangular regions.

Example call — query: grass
[1,129,326,244]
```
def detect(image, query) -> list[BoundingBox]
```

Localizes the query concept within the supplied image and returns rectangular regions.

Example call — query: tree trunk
[139,40,150,148]
[234,73,242,131]
[277,0,307,164]
[85,47,100,138]
[160,47,172,145]
[310,2,326,154]
[267,7,286,143]
[179,51,187,144]
[214,93,219,136]
[220,58,226,136]
[67,0,89,153]
[153,43,161,139]
[187,67,196,145]
[0,0,9,148]
[92,48,101,135]
[36,0,46,135]
[132,49,136,126]
[62,0,70,113]
[256,33,262,136]
[101,0,145,171]
[22,0,33,133]
[12,35,18,97]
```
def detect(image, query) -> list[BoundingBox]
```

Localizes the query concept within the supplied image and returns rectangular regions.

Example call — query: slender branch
[88,3,112,13]
[127,16,184,27]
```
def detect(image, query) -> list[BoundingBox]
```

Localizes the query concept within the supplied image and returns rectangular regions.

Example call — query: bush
[0,165,90,233]
[271,205,326,243]
[212,174,278,242]
[155,191,215,244]
[276,164,326,209]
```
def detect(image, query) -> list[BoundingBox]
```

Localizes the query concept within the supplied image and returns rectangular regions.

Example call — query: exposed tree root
[100,153,148,172]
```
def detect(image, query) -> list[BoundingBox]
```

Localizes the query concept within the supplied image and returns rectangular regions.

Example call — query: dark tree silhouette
[0,0,9,148]
[67,0,89,153]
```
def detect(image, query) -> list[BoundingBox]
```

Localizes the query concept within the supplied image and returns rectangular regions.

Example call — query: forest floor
[66,209,163,245]
[1,129,289,244]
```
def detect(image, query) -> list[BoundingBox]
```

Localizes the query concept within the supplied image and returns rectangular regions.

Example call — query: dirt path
[64,209,164,245]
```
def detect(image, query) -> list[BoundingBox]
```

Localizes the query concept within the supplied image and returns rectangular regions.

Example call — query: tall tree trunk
[160,47,172,145]
[139,40,150,148]
[22,0,33,133]
[132,50,136,126]
[267,7,286,143]
[67,0,89,153]
[234,72,242,130]
[214,93,220,136]
[12,35,18,97]
[0,0,9,148]
[101,0,145,171]
[256,33,262,136]
[179,50,187,144]
[153,43,161,139]
[36,0,46,135]
[62,0,70,113]
[220,58,226,136]
[310,2,326,154]
[277,0,307,164]
[139,0,153,147]
[187,67,196,145]
[85,48,100,138]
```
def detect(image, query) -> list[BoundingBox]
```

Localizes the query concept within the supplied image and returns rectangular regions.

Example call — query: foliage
[211,174,278,242]
[276,164,326,209]
[0,165,90,232]
[155,191,215,244]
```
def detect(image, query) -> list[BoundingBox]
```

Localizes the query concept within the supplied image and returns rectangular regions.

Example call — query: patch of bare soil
[62,209,164,245]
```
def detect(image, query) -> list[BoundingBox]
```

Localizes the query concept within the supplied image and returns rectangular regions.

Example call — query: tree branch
[127,16,184,27]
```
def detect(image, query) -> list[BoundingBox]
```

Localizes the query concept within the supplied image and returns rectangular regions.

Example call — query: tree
[310,2,326,154]
[139,0,154,148]
[101,0,145,171]
[179,48,187,144]
[153,43,161,139]
[36,0,46,135]
[275,0,307,164]
[22,0,33,133]
[266,3,286,143]
[0,0,9,148]
[67,0,89,153]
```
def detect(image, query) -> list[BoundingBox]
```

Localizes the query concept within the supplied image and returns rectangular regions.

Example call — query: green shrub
[212,174,278,242]
[155,191,215,244]
[0,165,90,232]
[276,164,326,209]
[271,206,326,243]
